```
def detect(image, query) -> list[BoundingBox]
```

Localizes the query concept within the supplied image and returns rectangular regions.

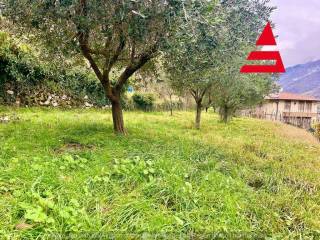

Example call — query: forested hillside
[279,60,320,98]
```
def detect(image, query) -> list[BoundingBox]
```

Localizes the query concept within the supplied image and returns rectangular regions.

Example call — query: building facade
[251,92,320,129]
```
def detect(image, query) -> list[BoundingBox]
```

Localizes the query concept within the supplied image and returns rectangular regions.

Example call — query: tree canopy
[3,0,277,131]
[164,0,275,128]
[3,0,190,134]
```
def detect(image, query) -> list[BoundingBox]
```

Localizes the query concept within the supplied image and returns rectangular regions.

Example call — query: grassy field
[0,108,320,239]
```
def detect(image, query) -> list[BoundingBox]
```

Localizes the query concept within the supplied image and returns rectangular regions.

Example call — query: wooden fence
[240,111,320,129]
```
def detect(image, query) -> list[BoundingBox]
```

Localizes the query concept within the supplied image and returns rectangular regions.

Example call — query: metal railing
[240,110,320,129]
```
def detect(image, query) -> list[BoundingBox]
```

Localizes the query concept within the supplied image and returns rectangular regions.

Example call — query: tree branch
[115,43,158,91]
[104,34,126,75]
[76,0,104,83]
[201,87,208,98]
[78,36,104,82]
[190,89,197,98]
[130,40,136,61]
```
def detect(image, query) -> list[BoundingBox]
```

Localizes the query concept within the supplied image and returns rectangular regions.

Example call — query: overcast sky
[269,0,320,67]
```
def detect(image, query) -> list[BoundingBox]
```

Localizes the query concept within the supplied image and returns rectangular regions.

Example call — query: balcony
[282,112,318,118]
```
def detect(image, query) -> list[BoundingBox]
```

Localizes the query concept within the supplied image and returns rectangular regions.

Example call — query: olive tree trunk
[195,101,202,129]
[222,106,228,123]
[169,95,173,116]
[220,105,231,123]
[108,90,126,134]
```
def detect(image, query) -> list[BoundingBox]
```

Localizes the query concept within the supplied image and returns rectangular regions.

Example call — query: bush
[314,123,320,141]
[155,99,184,112]
[122,95,135,111]
[132,93,155,111]
[0,31,107,107]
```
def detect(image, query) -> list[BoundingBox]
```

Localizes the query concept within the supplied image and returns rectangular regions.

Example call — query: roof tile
[266,92,320,101]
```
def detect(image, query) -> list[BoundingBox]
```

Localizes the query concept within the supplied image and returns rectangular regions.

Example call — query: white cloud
[269,0,320,66]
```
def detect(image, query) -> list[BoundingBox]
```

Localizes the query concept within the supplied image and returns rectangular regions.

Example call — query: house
[253,92,320,129]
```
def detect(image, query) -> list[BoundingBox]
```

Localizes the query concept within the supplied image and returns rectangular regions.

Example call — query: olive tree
[164,0,220,129]
[3,0,185,134]
[164,0,274,129]
[211,0,276,123]
[214,57,275,123]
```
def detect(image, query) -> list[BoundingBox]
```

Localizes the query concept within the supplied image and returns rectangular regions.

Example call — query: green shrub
[121,95,135,111]
[314,123,320,141]
[132,93,155,111]
[0,31,107,107]
[155,99,184,111]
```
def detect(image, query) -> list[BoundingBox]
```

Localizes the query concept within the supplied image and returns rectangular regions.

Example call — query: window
[284,101,291,111]
[306,102,312,112]
[299,102,305,112]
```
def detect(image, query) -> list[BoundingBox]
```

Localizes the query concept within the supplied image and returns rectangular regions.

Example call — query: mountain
[279,60,320,98]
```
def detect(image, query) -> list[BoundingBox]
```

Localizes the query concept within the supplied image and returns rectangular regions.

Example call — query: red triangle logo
[256,22,277,46]
[240,22,285,73]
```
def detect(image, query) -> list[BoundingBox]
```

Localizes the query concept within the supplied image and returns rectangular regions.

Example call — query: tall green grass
[0,108,320,239]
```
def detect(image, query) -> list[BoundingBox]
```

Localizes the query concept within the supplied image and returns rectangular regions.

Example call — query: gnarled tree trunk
[220,104,231,123]
[111,99,126,134]
[108,90,126,135]
[191,89,206,130]
[169,94,173,116]
[222,106,228,123]
[195,101,202,129]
